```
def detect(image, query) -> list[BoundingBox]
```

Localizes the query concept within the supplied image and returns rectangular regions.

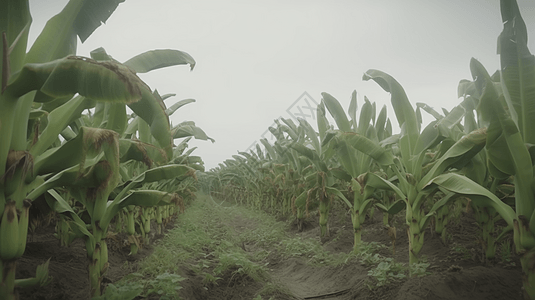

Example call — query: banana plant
[291,106,351,237]
[320,91,399,251]
[122,162,197,255]
[88,47,203,161]
[353,69,487,267]
[455,66,514,258]
[44,163,193,297]
[0,1,158,298]
[233,118,308,213]
[430,1,535,297]
[414,100,479,245]
[0,1,200,299]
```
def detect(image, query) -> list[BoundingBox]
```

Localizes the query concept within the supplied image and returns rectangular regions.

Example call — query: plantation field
[16,194,523,299]
[4,0,535,299]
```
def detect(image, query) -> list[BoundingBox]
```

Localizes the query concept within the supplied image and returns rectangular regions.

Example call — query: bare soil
[16,220,170,300]
[276,209,523,300]
[16,203,523,300]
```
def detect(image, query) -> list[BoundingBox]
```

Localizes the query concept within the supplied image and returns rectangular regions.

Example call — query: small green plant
[451,244,473,261]
[281,237,320,258]
[499,241,516,267]
[366,258,406,288]
[92,282,143,300]
[280,237,344,265]
[410,261,431,277]
[202,273,221,286]
[356,241,388,253]
[359,247,430,290]
[145,273,186,299]
[359,253,384,265]
[351,242,389,266]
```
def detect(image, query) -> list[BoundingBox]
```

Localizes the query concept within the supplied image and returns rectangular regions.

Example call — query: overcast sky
[28,1,535,169]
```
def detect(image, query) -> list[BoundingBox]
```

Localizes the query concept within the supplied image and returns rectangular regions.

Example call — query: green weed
[93,282,143,300]
[367,258,406,288]
[145,273,186,299]
[410,261,431,277]
[499,240,516,267]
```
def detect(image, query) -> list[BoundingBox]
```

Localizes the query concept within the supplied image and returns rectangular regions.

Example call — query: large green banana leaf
[322,92,351,132]
[26,155,103,202]
[498,0,535,143]
[418,127,487,190]
[118,139,167,167]
[124,49,196,73]
[0,1,30,79]
[29,96,92,155]
[45,189,96,249]
[473,60,535,217]
[172,122,215,142]
[7,56,144,102]
[33,127,116,177]
[363,69,419,150]
[102,165,194,228]
[26,0,124,64]
[427,173,515,227]
[166,98,196,116]
[341,133,394,166]
[101,190,178,231]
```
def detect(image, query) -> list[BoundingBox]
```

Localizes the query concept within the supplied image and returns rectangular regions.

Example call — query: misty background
[28,1,535,169]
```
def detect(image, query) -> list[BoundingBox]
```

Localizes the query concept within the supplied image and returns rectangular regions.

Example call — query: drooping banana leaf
[426,173,515,227]
[33,127,117,176]
[172,122,215,142]
[124,49,196,73]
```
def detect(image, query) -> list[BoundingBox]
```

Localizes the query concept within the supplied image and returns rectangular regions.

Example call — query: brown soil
[276,208,523,300]
[16,219,172,300]
[15,204,523,300]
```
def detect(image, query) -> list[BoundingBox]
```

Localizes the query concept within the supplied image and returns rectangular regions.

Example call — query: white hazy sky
[28,1,535,170]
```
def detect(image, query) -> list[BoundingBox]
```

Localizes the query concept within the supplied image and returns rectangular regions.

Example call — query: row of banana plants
[1,0,212,299]
[203,0,535,298]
